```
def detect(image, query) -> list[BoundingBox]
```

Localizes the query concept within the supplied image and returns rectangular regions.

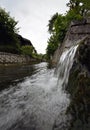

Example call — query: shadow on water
[0,64,35,91]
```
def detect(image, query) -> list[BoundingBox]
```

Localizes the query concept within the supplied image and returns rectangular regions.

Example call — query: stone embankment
[0,52,35,64]
[52,18,90,66]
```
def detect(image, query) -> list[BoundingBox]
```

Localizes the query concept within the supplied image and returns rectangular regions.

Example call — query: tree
[0,7,20,53]
[46,35,59,59]
[46,0,90,60]
[46,14,68,59]
[21,45,33,56]
[48,13,59,34]
[67,0,90,17]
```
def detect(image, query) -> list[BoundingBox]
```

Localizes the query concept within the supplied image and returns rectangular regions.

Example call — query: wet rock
[53,19,90,130]
[66,38,90,130]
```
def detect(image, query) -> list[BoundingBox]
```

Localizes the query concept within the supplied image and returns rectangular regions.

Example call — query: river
[0,62,70,130]
[0,45,79,130]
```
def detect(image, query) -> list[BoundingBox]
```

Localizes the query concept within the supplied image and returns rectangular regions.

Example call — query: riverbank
[0,52,39,65]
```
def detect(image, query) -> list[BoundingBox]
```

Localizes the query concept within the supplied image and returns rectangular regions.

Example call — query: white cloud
[0,0,69,54]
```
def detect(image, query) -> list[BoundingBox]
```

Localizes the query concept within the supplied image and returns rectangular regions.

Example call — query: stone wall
[0,52,35,64]
[66,36,90,130]
[52,18,90,66]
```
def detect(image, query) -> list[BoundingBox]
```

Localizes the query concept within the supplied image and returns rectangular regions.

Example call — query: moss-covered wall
[66,37,90,130]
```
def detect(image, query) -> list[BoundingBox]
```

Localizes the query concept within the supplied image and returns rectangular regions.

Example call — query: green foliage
[21,45,33,56]
[30,52,46,62]
[46,0,90,60]
[54,15,68,42]
[46,13,68,59]
[67,0,90,17]
[66,9,83,22]
[0,7,20,53]
[0,45,20,54]
[48,13,59,34]
[46,35,59,59]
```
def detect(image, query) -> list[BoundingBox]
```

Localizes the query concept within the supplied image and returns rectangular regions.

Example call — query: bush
[0,7,20,53]
[21,45,33,56]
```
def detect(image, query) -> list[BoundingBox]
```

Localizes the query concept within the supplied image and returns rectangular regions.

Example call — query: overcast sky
[0,0,69,54]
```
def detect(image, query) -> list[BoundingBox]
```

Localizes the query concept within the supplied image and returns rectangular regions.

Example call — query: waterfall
[55,45,78,89]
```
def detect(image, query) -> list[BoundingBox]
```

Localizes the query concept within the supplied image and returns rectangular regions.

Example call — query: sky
[0,0,69,54]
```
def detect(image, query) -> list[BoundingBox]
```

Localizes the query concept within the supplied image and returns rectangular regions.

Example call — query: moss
[66,61,81,96]
[67,71,90,129]
[66,38,90,130]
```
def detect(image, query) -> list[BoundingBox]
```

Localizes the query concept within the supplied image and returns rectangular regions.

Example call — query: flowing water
[0,45,78,130]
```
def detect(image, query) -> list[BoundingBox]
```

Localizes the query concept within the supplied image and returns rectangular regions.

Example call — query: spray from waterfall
[55,45,78,89]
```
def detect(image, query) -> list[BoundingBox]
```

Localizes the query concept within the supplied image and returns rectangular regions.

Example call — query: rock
[65,35,90,130]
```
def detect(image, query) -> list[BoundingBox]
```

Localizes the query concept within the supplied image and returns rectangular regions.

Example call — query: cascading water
[53,45,79,130]
[55,45,78,89]
[0,45,78,130]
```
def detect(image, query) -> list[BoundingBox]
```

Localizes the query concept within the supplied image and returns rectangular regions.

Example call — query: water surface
[0,62,70,130]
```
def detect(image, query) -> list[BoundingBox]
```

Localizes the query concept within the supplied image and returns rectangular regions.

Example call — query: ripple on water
[0,62,70,130]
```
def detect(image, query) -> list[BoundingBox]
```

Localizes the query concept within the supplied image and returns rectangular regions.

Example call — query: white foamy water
[0,45,78,130]
[55,45,78,89]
